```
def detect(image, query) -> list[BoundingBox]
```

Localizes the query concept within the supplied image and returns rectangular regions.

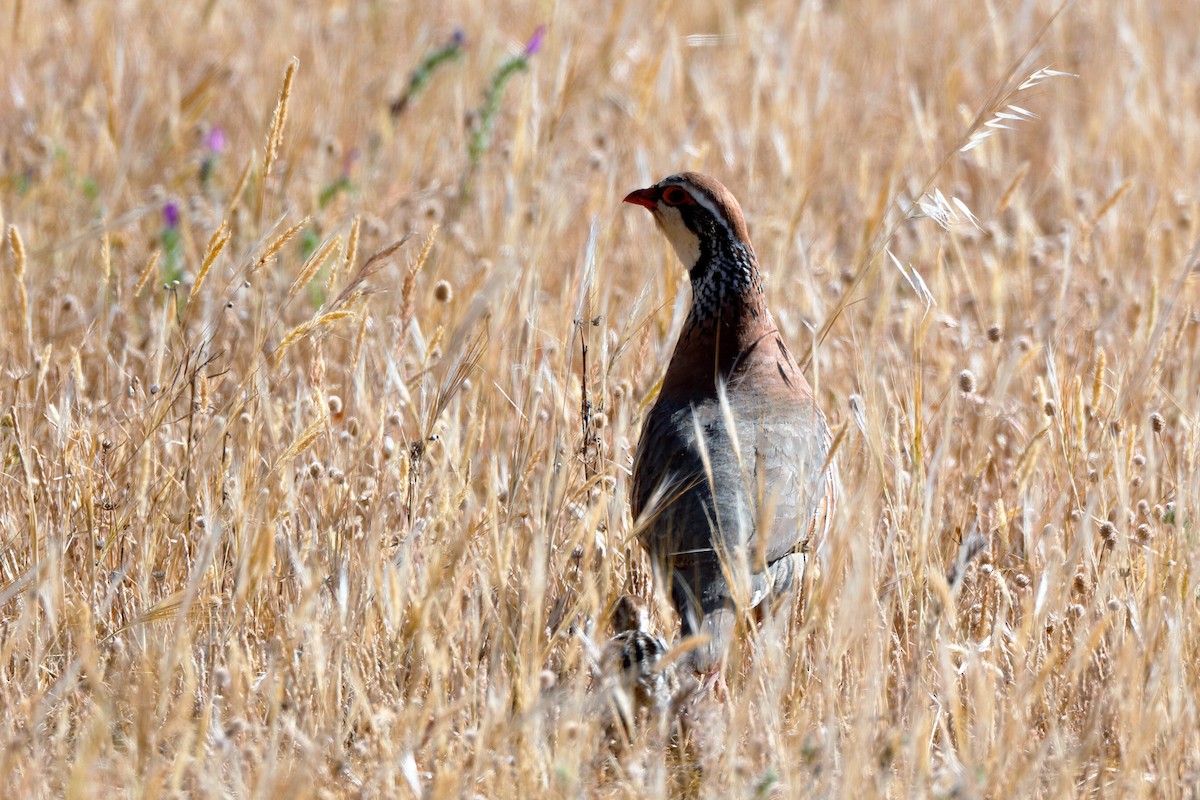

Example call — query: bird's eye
[661,186,689,206]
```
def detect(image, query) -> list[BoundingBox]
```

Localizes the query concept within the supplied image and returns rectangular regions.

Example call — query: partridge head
[624,172,836,676]
[602,594,678,729]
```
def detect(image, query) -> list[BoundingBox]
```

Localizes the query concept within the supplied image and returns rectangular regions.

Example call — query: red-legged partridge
[624,172,837,675]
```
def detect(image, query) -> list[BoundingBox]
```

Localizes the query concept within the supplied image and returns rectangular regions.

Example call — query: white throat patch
[654,205,701,272]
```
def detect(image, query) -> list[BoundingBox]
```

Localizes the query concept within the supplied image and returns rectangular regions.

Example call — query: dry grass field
[3,0,1200,796]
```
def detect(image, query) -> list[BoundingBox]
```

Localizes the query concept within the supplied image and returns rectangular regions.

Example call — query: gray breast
[632,388,830,607]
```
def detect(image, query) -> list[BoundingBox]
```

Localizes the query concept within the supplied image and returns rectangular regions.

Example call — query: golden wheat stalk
[275,308,357,366]
[254,216,309,273]
[133,250,161,296]
[397,226,439,341]
[273,406,328,470]
[100,232,112,290]
[192,221,231,302]
[263,57,297,185]
[284,234,340,306]
[225,154,255,219]
[257,56,298,219]
[340,215,361,279]
[6,225,31,354]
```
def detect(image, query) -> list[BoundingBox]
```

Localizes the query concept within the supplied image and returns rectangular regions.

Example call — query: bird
[601,594,680,730]
[623,172,837,677]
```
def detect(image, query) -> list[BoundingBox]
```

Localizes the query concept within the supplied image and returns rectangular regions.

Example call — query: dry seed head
[433,280,453,304]
[274,309,355,366]
[1043,399,1056,417]
[193,221,231,300]
[72,351,87,397]
[341,216,361,279]
[255,217,309,273]
[277,414,327,467]
[351,310,369,376]
[1091,348,1106,410]
[288,235,341,303]
[399,227,439,337]
[6,225,31,352]
[226,155,255,219]
[420,198,444,222]
[263,58,298,182]
[986,324,1002,342]
[101,234,112,287]
[1150,412,1165,433]
[7,224,27,279]
[1099,520,1118,547]
[134,250,161,296]
[958,370,977,393]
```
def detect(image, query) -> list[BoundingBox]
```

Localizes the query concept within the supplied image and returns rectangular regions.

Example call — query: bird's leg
[700,667,730,702]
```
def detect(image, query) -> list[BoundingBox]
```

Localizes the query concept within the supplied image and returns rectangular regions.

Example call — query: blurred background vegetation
[1,0,1198,796]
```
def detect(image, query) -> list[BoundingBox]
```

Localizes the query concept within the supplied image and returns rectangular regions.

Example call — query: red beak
[623,187,659,209]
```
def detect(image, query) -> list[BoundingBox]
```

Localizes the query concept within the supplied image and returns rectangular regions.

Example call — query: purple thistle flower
[343,147,361,178]
[452,28,466,47]
[523,25,545,57]
[163,201,180,229]
[205,126,226,154]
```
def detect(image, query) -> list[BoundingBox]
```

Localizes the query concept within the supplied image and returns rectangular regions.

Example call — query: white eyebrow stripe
[666,179,736,240]
[691,191,725,223]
